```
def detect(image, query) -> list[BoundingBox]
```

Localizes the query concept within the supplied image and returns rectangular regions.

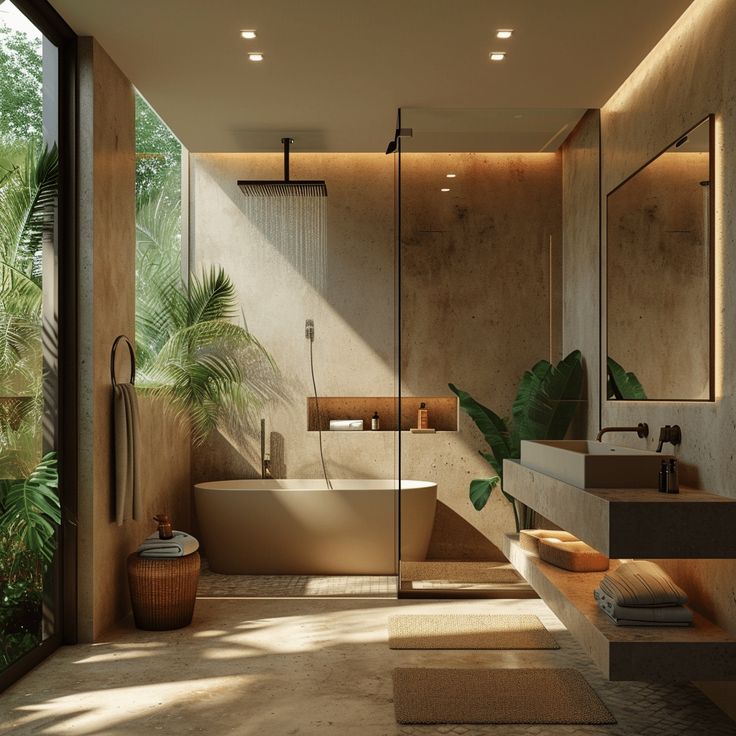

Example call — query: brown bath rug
[392,667,616,724]
[400,561,522,584]
[388,614,558,650]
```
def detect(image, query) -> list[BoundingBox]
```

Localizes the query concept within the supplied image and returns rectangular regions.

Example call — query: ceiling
[49,0,695,153]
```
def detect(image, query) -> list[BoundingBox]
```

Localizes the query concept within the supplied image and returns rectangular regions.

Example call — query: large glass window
[0,1,61,677]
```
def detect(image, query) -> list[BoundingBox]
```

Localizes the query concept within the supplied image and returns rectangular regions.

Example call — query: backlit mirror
[606,116,713,401]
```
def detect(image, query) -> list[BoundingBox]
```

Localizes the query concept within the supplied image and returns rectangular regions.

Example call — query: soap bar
[329,419,364,431]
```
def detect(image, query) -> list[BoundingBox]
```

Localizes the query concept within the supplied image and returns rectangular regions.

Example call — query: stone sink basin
[519,440,672,489]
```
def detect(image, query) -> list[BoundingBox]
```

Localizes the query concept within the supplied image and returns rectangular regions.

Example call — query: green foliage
[450,350,583,529]
[135,91,181,203]
[136,192,283,446]
[0,26,42,147]
[0,452,59,572]
[607,356,647,400]
[0,453,59,668]
[0,144,58,478]
[469,477,501,511]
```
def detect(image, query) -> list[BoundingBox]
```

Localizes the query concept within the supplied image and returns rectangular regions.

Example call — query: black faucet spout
[596,423,649,442]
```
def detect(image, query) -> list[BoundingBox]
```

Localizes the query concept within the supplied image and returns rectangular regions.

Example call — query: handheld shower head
[305,319,315,342]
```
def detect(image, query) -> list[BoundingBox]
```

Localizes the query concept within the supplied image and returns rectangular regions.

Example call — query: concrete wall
[562,0,736,715]
[77,38,191,642]
[190,151,562,559]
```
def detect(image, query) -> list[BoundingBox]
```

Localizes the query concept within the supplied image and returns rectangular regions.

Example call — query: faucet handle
[656,424,682,451]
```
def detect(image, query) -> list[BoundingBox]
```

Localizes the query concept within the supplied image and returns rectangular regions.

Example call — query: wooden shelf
[503,460,736,558]
[503,534,736,681]
[306,396,457,432]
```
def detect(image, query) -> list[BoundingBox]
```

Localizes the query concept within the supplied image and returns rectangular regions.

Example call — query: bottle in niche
[371,411,380,430]
[667,458,679,494]
[658,460,668,493]
[417,402,429,430]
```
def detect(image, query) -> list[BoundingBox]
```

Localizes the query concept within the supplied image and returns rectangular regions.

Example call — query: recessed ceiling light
[241,30,257,39]
[489,51,506,62]
[446,173,457,178]
[248,52,264,62]
[441,188,451,192]
[496,29,513,39]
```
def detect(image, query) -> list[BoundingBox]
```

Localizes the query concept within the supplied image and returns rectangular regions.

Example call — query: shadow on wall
[195,154,394,363]
[425,502,506,562]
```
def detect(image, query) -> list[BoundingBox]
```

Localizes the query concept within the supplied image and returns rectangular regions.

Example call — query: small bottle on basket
[371,411,380,430]
[154,514,174,539]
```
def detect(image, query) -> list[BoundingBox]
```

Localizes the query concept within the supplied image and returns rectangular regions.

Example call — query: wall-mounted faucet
[260,418,273,479]
[656,424,682,452]
[596,423,649,442]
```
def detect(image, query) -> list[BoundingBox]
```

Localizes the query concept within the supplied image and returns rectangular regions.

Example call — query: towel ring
[111,334,136,387]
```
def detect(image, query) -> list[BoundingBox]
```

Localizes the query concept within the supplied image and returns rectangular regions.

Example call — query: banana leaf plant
[0,452,60,576]
[449,349,583,531]
[607,356,647,400]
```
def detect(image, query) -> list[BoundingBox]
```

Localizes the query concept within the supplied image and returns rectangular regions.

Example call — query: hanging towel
[594,588,693,624]
[114,382,141,525]
[138,531,199,558]
[598,560,688,607]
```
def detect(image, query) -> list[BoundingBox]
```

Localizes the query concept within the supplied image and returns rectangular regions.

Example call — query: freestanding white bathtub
[194,479,437,575]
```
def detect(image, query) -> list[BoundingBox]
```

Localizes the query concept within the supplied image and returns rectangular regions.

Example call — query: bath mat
[400,561,522,584]
[392,667,616,724]
[388,614,558,650]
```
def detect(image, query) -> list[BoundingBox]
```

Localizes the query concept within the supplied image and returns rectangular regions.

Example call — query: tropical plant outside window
[134,95,282,446]
[0,3,61,672]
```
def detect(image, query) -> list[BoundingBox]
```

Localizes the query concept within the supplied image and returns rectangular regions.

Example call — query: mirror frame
[603,113,715,403]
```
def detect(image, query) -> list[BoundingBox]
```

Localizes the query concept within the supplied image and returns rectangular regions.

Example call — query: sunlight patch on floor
[9,675,251,735]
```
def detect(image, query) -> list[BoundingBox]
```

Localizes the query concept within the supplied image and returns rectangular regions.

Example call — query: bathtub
[194,479,437,575]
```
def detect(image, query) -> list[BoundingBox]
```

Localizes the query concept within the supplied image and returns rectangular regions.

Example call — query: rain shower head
[238,137,327,197]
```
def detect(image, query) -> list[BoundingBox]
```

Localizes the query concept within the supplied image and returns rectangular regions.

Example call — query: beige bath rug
[400,561,521,584]
[392,667,616,724]
[388,614,558,650]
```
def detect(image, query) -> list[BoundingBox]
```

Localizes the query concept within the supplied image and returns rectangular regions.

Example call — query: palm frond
[0,145,58,279]
[188,267,238,325]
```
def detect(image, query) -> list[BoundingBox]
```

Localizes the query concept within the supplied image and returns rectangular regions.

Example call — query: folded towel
[599,611,691,627]
[114,383,141,526]
[594,588,693,624]
[599,560,688,607]
[138,530,199,558]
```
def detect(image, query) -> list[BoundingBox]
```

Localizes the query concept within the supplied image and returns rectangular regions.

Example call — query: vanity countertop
[504,460,736,558]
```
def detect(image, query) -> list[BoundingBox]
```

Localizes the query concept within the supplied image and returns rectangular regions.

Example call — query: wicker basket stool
[127,551,200,630]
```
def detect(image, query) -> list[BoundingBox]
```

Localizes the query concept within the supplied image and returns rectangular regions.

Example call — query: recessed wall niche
[306,396,458,431]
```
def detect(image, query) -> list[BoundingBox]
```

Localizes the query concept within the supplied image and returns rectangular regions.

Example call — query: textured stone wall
[77,39,191,641]
[190,151,562,559]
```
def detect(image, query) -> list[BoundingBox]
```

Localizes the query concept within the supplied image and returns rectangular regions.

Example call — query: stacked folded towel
[594,560,692,626]
[137,531,199,558]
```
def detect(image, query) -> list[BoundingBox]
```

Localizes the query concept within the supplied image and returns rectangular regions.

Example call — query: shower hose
[309,337,333,489]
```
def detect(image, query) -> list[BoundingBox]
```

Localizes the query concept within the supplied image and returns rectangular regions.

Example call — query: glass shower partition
[396,107,572,596]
